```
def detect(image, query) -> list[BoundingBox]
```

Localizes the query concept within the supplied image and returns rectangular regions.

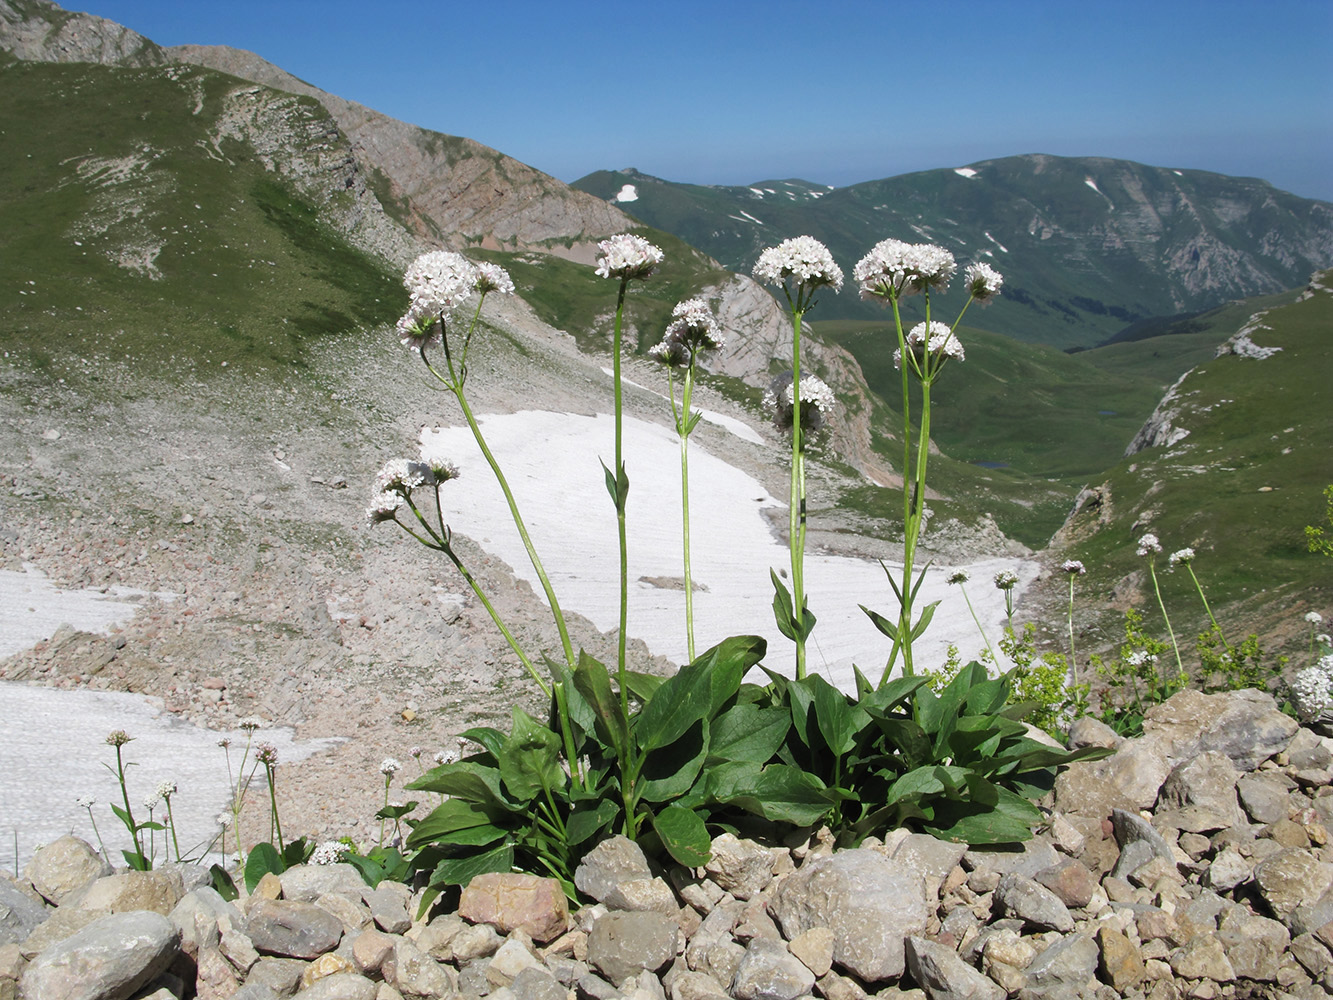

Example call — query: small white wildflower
[217,737,232,749]
[947,570,969,585]
[397,251,479,350]
[409,746,422,759]
[216,812,231,828]
[1061,559,1086,576]
[595,234,664,280]
[1290,664,1333,722]
[853,239,955,300]
[374,458,432,495]
[1136,533,1162,557]
[380,757,401,776]
[310,840,345,866]
[1126,650,1158,668]
[473,261,514,295]
[365,490,402,525]
[142,794,159,811]
[77,795,96,809]
[1318,633,1332,647]
[1306,611,1324,625]
[255,743,278,767]
[1168,548,1195,568]
[994,570,1019,591]
[647,338,691,368]
[238,717,263,732]
[962,261,1004,303]
[649,296,723,368]
[433,748,459,766]
[753,236,844,292]
[155,780,177,799]
[895,321,965,372]
[105,729,132,747]
[764,373,836,434]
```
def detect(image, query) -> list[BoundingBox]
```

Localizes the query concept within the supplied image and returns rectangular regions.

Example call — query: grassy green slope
[0,59,404,387]
[1060,276,1333,615]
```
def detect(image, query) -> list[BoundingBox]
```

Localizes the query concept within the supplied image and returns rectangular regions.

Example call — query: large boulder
[20,910,180,1000]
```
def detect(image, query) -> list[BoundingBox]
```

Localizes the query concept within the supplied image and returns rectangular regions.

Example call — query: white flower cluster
[1290,655,1333,722]
[754,236,844,292]
[894,320,965,370]
[763,373,836,434]
[1307,611,1324,625]
[310,841,345,866]
[367,448,461,526]
[1126,650,1158,668]
[1061,560,1086,575]
[395,252,514,350]
[380,757,401,776]
[595,234,664,280]
[994,570,1019,591]
[1168,548,1195,568]
[649,297,724,369]
[947,570,970,585]
[1137,533,1162,557]
[77,795,96,809]
[963,262,1004,303]
[854,239,958,300]
[156,780,177,799]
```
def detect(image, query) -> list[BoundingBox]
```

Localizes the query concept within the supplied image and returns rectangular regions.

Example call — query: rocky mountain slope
[576,160,1333,349]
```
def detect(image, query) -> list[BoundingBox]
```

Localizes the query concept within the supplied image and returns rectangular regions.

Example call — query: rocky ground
[4,687,1333,999]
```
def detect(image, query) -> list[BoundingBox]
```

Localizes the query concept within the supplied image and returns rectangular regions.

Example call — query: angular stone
[1218,906,1289,981]
[245,956,307,995]
[301,951,356,989]
[1020,932,1098,998]
[1153,751,1244,833]
[905,935,1005,1000]
[351,927,396,973]
[771,849,929,982]
[788,926,834,978]
[385,937,455,997]
[169,886,241,961]
[993,874,1074,932]
[1067,716,1122,750]
[587,910,678,985]
[488,937,544,987]
[705,834,775,901]
[1253,848,1333,924]
[1045,813,1087,857]
[1097,926,1145,992]
[604,877,679,916]
[19,910,179,1000]
[575,836,654,904]
[76,871,181,916]
[729,937,815,1000]
[1109,808,1177,880]
[451,920,504,961]
[277,863,365,902]
[1033,859,1097,909]
[963,840,1060,881]
[314,891,370,934]
[290,972,378,1000]
[460,872,570,943]
[1141,687,1298,771]
[220,928,260,975]
[195,944,240,1000]
[0,877,47,946]
[22,835,111,905]
[669,969,730,1000]
[1290,933,1332,978]
[1057,741,1171,814]
[1169,936,1235,981]
[508,967,565,1000]
[363,883,411,935]
[1237,771,1295,824]
[245,898,343,959]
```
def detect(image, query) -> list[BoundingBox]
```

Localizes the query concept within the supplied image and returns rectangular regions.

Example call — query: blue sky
[73,0,1333,201]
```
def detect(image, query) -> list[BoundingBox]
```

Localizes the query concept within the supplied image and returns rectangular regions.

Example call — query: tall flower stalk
[855,245,1002,680]
[595,233,664,835]
[753,236,843,679]
[398,252,578,672]
[103,729,146,867]
[1061,560,1086,682]
[1138,534,1185,683]
[648,297,724,661]
[947,570,995,664]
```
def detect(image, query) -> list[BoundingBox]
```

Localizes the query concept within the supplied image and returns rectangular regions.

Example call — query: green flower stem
[164,796,181,863]
[266,765,284,851]
[1067,576,1080,684]
[1147,559,1185,682]
[379,775,391,849]
[789,304,809,680]
[1185,564,1227,650]
[959,583,995,663]
[113,745,144,861]
[679,366,697,662]
[84,805,109,863]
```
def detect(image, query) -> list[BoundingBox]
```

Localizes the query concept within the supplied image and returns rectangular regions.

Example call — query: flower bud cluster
[764,372,836,435]
[753,236,844,292]
[648,297,724,369]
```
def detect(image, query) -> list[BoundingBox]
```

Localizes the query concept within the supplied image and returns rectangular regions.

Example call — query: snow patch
[611,184,639,203]
[954,167,978,179]
[984,231,1009,253]
[749,187,765,197]
[601,369,765,445]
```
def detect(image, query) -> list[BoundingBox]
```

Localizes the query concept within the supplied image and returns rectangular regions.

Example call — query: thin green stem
[165,797,181,863]
[266,766,284,851]
[114,745,144,861]
[790,305,808,679]
[1067,576,1080,684]
[379,774,390,849]
[1148,560,1185,681]
[84,806,109,863]
[680,365,697,663]
[1186,564,1227,649]
[613,279,630,700]
[959,584,995,663]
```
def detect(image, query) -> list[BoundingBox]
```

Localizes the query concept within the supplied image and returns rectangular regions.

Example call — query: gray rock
[1291,933,1333,978]
[1153,751,1244,833]
[904,935,1005,1000]
[487,938,544,987]
[451,920,504,961]
[1018,932,1098,999]
[1108,808,1176,880]
[1217,905,1290,981]
[1291,883,1333,937]
[603,877,680,915]
[576,836,654,904]
[1204,847,1253,892]
[1285,727,1333,769]
[245,898,344,959]
[245,956,309,995]
[168,885,241,959]
[278,863,366,902]
[771,848,929,982]
[1141,687,1298,771]
[669,969,731,1000]
[291,972,379,999]
[385,936,455,997]
[233,984,281,1000]
[891,834,969,886]
[513,966,571,1000]
[363,883,411,935]
[75,870,181,916]
[963,840,1060,881]
[22,835,111,905]
[1066,716,1122,750]
[1169,934,1236,981]
[1056,740,1171,813]
[729,937,815,1000]
[0,876,47,946]
[587,910,678,985]
[1237,771,1296,824]
[993,874,1074,932]
[1252,848,1333,925]
[1032,859,1097,910]
[19,910,180,1000]
[704,835,775,901]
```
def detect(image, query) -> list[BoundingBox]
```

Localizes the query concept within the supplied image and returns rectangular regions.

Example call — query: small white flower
[764,373,836,434]
[433,748,459,766]
[1126,650,1158,668]
[155,780,177,799]
[255,743,278,767]
[105,729,132,746]
[853,240,954,300]
[1168,548,1195,568]
[397,251,478,350]
[142,794,159,811]
[473,262,514,295]
[1306,611,1324,625]
[1317,633,1332,647]
[238,717,263,732]
[374,458,432,495]
[895,320,964,371]
[409,746,423,758]
[994,571,1019,591]
[1061,560,1086,576]
[366,490,401,525]
[416,441,460,486]
[310,841,345,866]
[595,234,664,280]
[947,571,969,585]
[963,261,1004,303]
[77,795,96,809]
[1136,533,1162,557]
[753,236,844,292]
[1290,665,1333,722]
[217,812,232,828]
[380,758,401,776]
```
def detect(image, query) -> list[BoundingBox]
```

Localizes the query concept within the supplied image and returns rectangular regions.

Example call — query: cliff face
[0,0,162,65]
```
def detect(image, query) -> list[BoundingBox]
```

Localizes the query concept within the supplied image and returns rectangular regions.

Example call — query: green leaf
[852,664,875,700]
[497,707,563,803]
[909,600,941,640]
[624,670,665,703]
[407,799,509,849]
[809,674,868,757]
[861,675,930,715]
[122,850,149,872]
[635,659,713,752]
[281,838,312,867]
[566,799,618,848]
[342,852,388,888]
[573,651,628,757]
[712,763,834,827]
[929,784,1043,845]
[708,703,789,764]
[209,864,238,901]
[772,570,798,641]
[860,604,899,640]
[244,842,284,892]
[873,716,932,769]
[884,765,947,805]
[639,721,707,802]
[600,459,629,507]
[692,634,764,714]
[406,761,513,811]
[652,805,711,867]
[460,727,508,759]
[428,844,515,888]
